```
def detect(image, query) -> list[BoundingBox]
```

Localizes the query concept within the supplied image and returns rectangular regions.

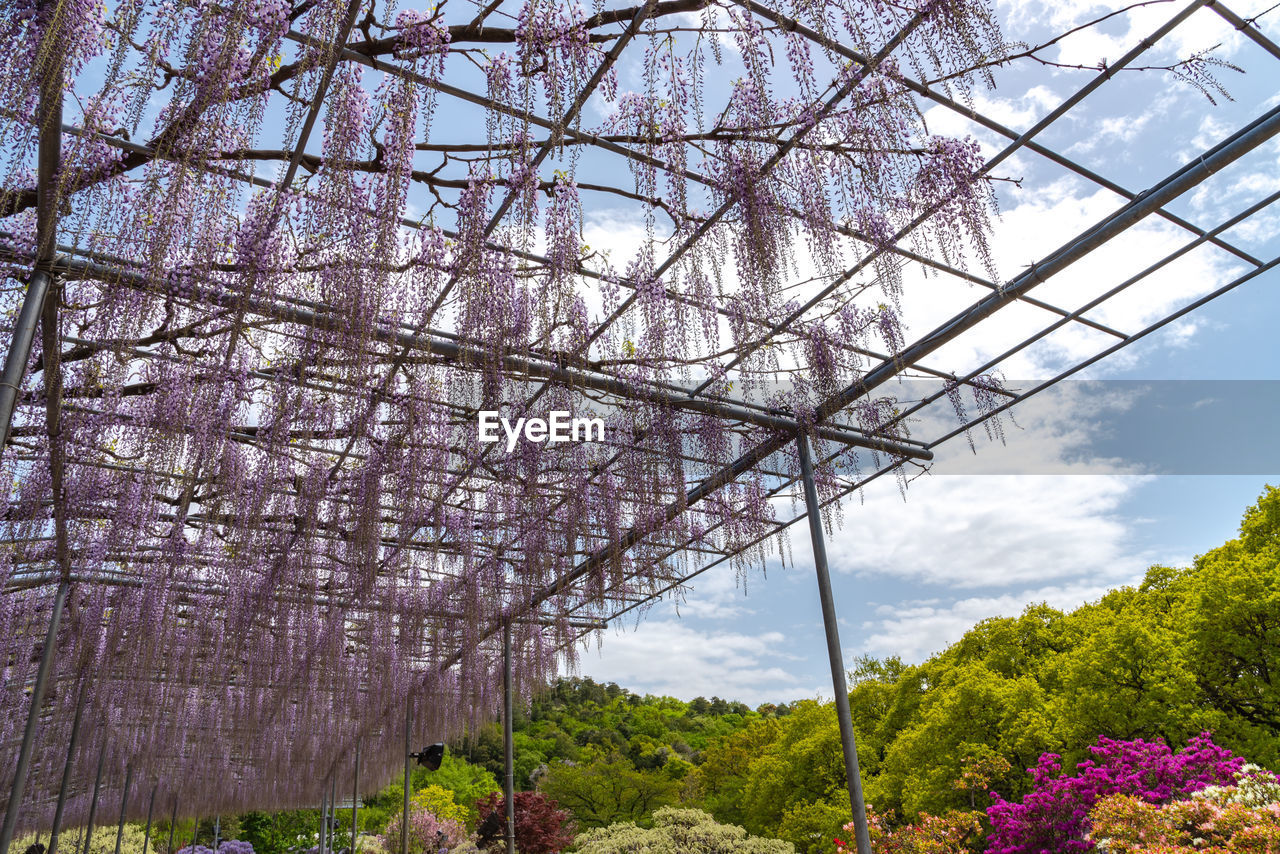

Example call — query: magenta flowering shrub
[985,734,1243,854]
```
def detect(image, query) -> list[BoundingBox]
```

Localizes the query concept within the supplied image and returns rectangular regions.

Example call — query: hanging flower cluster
[0,0,1013,832]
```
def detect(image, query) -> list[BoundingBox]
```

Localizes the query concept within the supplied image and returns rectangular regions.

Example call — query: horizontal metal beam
[24,251,931,460]
[819,100,1280,422]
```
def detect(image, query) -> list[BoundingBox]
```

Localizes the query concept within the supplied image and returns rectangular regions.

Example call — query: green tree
[240,811,320,854]
[537,756,679,828]
[775,800,848,854]
[416,754,500,826]
[681,717,781,828]
[738,701,852,838]
[1180,484,1280,764]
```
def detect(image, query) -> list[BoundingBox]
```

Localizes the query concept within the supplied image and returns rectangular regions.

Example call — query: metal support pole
[318,794,327,854]
[328,778,336,854]
[211,817,219,854]
[0,0,63,455]
[141,784,157,854]
[83,742,108,854]
[189,815,198,854]
[0,581,70,854]
[0,263,48,445]
[350,741,359,854]
[502,623,515,854]
[166,800,176,854]
[48,676,88,854]
[400,702,410,854]
[114,764,134,854]
[796,434,871,854]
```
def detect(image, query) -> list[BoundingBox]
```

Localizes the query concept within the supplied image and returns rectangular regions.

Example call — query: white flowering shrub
[1192,764,1280,808]
[574,807,794,854]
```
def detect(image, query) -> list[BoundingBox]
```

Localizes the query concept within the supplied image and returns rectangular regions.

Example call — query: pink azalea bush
[829,736,1269,854]
[1088,792,1280,852]
[985,733,1244,854]
[380,807,468,854]
[835,808,982,854]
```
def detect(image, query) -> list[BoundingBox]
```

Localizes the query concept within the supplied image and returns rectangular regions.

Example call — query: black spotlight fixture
[409,742,445,770]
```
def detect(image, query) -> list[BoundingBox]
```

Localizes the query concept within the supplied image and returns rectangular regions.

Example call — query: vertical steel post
[165,800,176,854]
[210,817,219,854]
[318,792,327,854]
[400,702,410,854]
[0,581,70,854]
[502,623,515,854]
[329,777,336,854]
[0,33,70,841]
[0,0,63,455]
[83,742,107,854]
[189,815,198,853]
[796,434,871,854]
[48,676,88,854]
[350,741,359,854]
[141,784,157,854]
[0,269,53,448]
[114,764,133,854]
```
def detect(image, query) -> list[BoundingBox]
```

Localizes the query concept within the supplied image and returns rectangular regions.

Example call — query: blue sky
[575,0,1280,706]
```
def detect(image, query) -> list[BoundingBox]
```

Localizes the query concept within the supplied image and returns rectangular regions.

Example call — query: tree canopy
[683,486,1280,851]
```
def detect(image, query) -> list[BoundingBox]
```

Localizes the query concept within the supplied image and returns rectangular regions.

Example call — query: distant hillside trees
[683,485,1280,852]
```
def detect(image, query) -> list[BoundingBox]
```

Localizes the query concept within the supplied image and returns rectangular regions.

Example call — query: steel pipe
[400,703,410,854]
[797,435,870,854]
[0,581,70,854]
[142,784,157,854]
[27,251,930,462]
[114,765,133,854]
[503,623,515,854]
[820,100,1280,425]
[350,742,359,854]
[47,676,87,854]
[82,742,107,854]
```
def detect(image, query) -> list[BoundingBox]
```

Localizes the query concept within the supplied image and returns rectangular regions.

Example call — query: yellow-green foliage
[406,786,466,826]
[14,825,153,854]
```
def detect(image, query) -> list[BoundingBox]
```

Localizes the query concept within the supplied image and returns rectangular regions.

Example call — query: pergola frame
[1,0,1277,853]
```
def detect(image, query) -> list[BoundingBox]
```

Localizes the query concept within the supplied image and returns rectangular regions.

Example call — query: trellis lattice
[0,0,1277,846]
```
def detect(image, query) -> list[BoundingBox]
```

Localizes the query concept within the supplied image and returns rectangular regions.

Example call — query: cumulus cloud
[887,176,1245,380]
[817,473,1152,587]
[855,580,1123,662]
[995,0,1275,68]
[574,619,816,706]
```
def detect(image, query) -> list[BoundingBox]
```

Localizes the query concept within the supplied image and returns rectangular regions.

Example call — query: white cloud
[995,0,1277,68]
[856,580,1120,662]
[819,473,1153,588]
[574,619,814,705]
[890,178,1245,380]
